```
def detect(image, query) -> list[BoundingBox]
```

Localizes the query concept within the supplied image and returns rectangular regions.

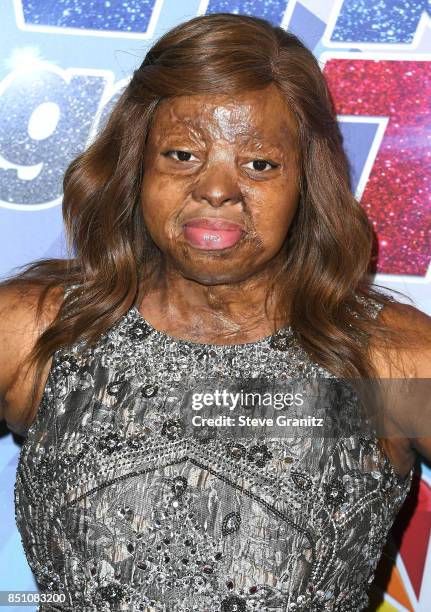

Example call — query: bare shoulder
[368,300,431,378]
[367,301,431,476]
[0,283,64,435]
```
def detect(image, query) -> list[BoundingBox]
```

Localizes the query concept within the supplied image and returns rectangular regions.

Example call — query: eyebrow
[159,129,286,150]
[237,135,284,149]
[243,128,297,148]
[157,121,295,152]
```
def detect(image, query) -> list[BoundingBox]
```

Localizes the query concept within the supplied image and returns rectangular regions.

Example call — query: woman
[1,12,430,612]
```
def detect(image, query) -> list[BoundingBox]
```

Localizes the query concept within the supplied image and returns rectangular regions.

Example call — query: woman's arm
[0,284,62,435]
[368,302,431,472]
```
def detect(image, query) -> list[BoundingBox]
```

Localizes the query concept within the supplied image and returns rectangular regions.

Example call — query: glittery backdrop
[323,58,430,276]
[0,1,430,611]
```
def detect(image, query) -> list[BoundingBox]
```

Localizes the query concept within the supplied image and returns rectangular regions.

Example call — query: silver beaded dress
[14,293,414,612]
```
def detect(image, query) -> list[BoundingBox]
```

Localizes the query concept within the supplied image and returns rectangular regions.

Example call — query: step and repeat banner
[0,1,430,610]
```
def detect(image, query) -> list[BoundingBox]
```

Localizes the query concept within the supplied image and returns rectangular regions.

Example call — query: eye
[244,159,278,172]
[163,150,198,162]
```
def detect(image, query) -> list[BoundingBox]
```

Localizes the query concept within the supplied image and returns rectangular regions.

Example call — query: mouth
[182,218,246,251]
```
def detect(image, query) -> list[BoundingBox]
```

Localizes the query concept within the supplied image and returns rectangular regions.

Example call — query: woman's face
[140,82,301,285]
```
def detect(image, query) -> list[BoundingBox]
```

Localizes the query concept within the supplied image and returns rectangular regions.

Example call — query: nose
[192,164,243,208]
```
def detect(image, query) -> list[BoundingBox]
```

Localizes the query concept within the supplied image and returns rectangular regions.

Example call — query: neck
[136,257,290,344]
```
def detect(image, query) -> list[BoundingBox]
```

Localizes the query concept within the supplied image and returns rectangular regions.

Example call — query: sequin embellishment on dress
[14,295,414,611]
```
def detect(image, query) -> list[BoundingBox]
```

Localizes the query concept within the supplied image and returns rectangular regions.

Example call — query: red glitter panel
[323,58,430,276]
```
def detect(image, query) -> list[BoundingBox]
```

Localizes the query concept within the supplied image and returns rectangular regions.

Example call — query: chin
[178,263,251,286]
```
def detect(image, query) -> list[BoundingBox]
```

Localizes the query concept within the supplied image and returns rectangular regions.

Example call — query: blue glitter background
[21,0,157,33]
[331,0,431,44]
[205,0,287,23]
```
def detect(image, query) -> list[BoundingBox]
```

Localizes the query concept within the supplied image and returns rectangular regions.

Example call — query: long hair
[1,12,418,419]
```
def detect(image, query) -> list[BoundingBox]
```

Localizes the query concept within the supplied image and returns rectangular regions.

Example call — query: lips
[182,217,246,250]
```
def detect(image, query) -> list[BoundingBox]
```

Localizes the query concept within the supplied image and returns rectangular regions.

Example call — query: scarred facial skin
[138,82,301,343]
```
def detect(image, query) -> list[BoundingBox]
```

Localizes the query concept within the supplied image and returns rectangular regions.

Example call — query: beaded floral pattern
[14,295,413,611]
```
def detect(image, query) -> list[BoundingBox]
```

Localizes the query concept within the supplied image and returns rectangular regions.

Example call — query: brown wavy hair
[1,12,418,417]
